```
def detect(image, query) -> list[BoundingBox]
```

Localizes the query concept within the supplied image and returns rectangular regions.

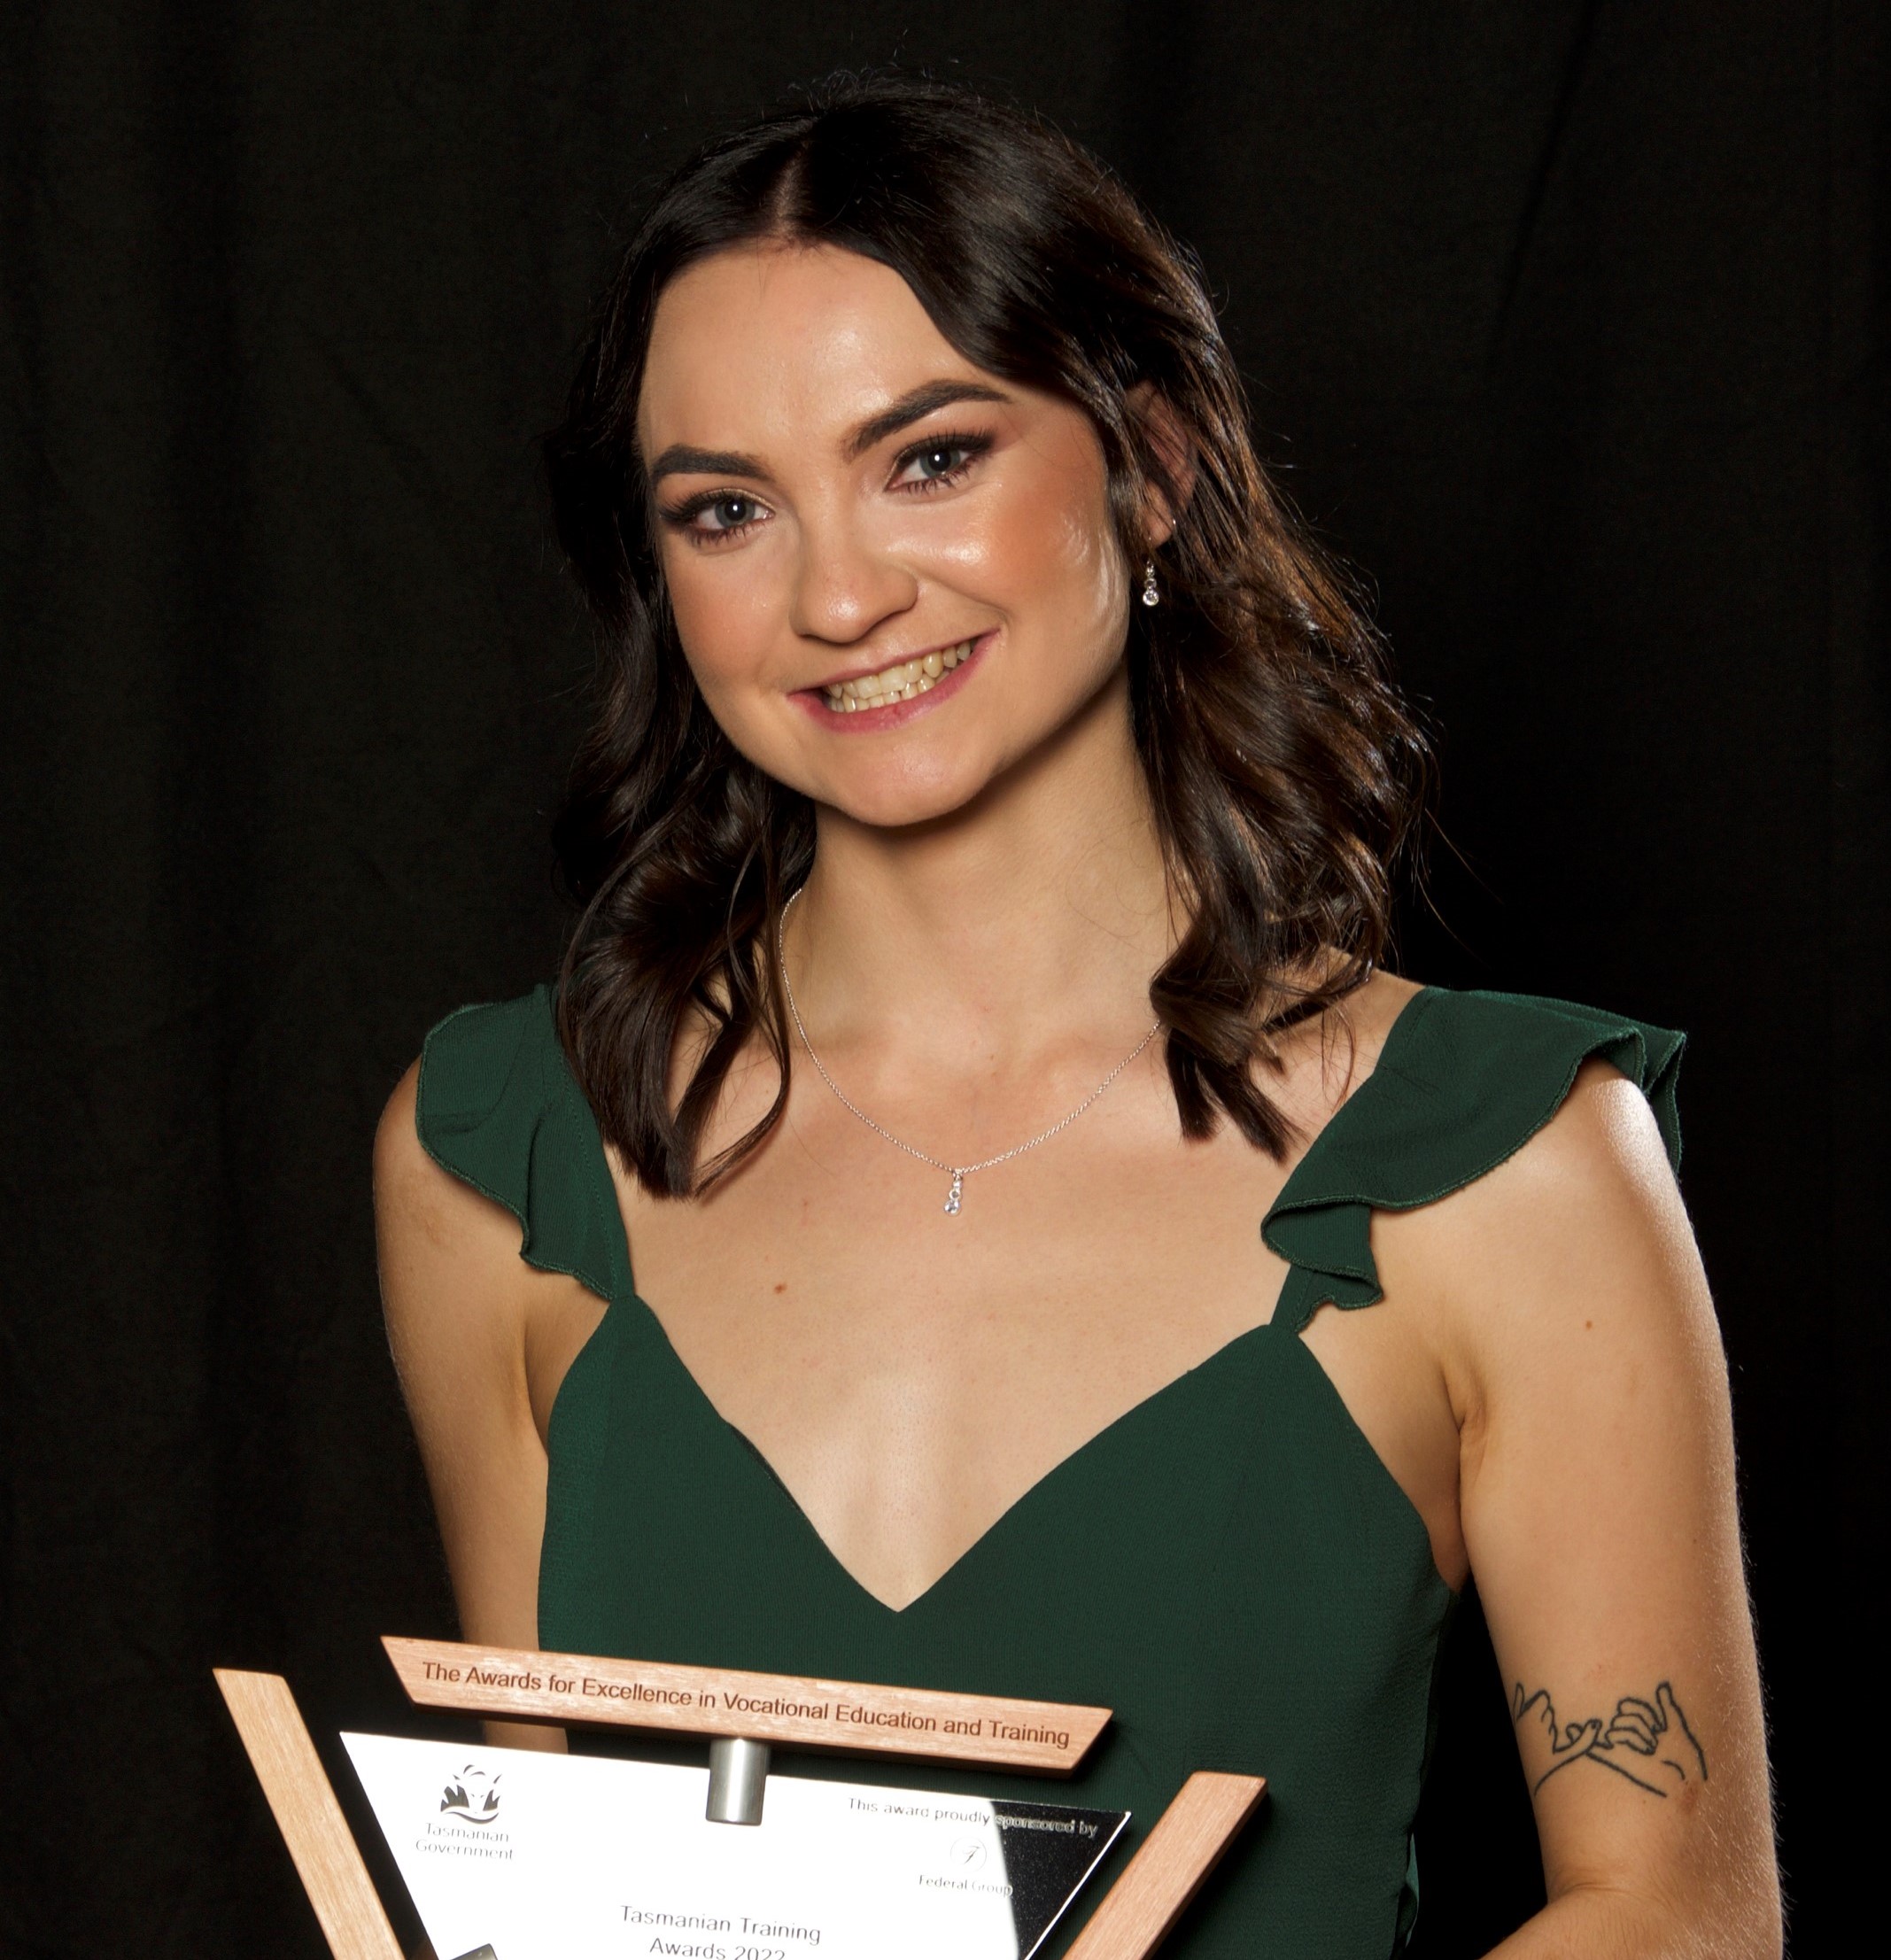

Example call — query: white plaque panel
[344,1732,1128,1960]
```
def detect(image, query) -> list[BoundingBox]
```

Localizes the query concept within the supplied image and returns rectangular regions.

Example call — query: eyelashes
[655,428,996,548]
[656,489,770,543]
[888,428,994,490]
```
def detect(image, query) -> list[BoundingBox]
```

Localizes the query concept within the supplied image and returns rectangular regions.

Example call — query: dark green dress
[415,984,1684,1958]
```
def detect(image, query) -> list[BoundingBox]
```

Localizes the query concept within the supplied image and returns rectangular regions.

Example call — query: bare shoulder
[1424,1054,1693,1276]
[1498,1053,1682,1207]
[373,1058,569,1671]
[373,1059,451,1242]
[373,1058,538,1351]
[374,1054,553,1259]
[1383,1051,1721,1434]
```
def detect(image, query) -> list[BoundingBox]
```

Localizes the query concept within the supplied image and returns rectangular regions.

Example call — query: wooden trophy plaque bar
[383,1634,1112,1773]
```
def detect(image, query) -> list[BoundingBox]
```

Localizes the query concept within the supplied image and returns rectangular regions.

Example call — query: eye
[695,493,763,532]
[890,430,993,492]
[659,489,773,546]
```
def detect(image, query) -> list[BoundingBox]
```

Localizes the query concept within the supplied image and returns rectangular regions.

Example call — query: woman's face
[636,242,1141,828]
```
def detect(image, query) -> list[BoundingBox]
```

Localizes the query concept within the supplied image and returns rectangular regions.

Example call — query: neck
[785,670,1171,1072]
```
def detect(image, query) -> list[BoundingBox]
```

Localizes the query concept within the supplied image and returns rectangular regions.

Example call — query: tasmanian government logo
[439,1764,502,1824]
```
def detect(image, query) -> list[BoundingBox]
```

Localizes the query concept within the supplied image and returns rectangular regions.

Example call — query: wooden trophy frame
[217,1636,1265,1960]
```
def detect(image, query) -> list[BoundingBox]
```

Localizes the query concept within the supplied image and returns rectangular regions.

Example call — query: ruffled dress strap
[1264,988,1686,1332]
[415,984,630,1303]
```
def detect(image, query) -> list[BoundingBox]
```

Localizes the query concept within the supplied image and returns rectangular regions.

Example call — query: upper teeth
[822,639,974,711]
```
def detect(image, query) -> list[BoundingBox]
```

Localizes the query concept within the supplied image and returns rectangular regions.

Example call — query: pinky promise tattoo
[1511,1678,1708,1796]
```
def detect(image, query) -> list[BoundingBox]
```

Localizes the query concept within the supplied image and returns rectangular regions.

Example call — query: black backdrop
[3,6,1882,1956]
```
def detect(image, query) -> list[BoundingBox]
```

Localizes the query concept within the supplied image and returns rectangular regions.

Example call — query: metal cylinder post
[706,1736,771,1825]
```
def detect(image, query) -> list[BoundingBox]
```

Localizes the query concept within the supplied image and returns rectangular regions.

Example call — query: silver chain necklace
[776,889,1162,1215]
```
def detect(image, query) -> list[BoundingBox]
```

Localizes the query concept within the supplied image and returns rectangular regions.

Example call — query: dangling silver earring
[1141,558,1159,608]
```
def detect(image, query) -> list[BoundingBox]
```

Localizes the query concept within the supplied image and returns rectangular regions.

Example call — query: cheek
[1007,515,1127,702]
[957,454,1126,657]
[662,544,785,699]
[1043,502,1124,626]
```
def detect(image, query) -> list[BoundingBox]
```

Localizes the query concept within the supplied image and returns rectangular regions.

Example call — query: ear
[1127,382,1197,548]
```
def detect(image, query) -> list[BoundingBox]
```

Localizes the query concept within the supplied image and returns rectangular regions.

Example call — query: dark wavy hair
[545,74,1429,1196]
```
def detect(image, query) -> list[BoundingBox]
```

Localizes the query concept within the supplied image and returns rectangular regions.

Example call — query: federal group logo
[439,1764,503,1824]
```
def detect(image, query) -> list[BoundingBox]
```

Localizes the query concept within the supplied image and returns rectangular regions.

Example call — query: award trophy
[217,1637,1264,1960]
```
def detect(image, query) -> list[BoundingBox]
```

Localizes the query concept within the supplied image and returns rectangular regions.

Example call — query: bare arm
[1404,1061,1779,1956]
[373,1061,565,1753]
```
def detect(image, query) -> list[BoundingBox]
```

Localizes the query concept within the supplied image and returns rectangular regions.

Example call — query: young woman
[374,78,1779,1959]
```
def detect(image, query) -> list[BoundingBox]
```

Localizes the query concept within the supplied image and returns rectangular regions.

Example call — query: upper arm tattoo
[1512,1679,1708,1797]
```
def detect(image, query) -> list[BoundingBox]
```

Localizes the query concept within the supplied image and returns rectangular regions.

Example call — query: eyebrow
[646,379,1013,486]
[843,379,1012,460]
[647,443,768,486]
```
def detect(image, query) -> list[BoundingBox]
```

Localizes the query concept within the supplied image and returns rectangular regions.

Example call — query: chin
[818,763,994,832]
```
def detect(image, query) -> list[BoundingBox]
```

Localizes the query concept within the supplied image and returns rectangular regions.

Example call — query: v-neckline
[584,986,1438,1617]
[625,1285,1283,1617]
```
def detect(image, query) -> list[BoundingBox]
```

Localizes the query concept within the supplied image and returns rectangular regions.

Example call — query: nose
[787,506,918,646]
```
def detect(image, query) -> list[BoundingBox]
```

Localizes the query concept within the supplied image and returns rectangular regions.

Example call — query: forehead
[638,242,985,446]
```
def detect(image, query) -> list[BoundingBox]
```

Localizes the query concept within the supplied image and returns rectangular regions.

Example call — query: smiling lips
[818,638,978,713]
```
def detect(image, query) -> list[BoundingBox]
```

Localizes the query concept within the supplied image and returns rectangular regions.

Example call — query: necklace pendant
[943,1170,964,1216]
